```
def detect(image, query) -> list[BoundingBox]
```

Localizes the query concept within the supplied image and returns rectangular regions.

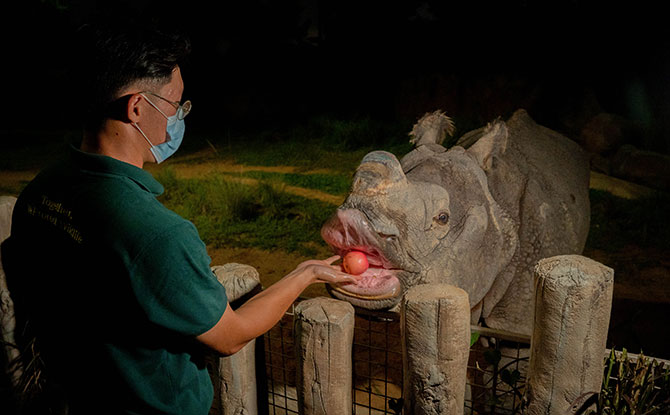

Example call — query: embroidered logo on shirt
[26,195,83,243]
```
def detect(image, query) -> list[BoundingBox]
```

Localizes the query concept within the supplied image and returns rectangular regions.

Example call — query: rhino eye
[434,212,449,225]
[378,232,397,242]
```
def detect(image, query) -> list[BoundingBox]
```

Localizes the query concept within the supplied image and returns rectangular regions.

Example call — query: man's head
[70,18,192,165]
[71,19,191,133]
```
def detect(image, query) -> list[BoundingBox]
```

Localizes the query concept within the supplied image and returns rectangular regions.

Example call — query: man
[1,20,358,414]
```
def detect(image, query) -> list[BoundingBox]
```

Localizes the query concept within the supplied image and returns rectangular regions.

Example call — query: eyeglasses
[140,91,192,121]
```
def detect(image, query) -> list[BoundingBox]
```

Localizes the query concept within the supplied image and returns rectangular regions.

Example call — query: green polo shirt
[2,146,227,414]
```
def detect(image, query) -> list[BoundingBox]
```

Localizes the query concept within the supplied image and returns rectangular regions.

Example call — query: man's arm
[196,256,359,356]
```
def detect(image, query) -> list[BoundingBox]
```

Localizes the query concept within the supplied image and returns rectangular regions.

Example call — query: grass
[588,349,670,415]
[223,170,352,196]
[156,169,338,256]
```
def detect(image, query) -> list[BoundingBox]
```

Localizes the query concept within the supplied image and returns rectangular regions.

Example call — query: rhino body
[321,109,590,335]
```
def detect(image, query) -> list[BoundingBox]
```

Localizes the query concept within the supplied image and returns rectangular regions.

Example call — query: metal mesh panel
[465,330,530,415]
[265,304,299,414]
[352,308,403,415]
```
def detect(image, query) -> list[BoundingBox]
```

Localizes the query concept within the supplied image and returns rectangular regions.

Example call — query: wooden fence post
[210,263,263,415]
[294,297,354,415]
[402,283,470,415]
[526,255,614,415]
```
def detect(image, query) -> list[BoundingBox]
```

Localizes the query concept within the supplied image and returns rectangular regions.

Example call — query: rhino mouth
[329,249,402,301]
[321,209,405,309]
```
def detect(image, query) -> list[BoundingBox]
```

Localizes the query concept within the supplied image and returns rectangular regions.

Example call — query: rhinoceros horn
[351,151,408,196]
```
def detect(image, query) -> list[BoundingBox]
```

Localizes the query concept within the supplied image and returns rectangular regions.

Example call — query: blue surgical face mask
[133,93,188,163]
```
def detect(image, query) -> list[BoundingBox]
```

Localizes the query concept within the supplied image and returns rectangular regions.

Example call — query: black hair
[70,17,191,130]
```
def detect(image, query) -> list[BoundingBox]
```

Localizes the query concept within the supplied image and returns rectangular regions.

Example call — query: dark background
[3,0,670,154]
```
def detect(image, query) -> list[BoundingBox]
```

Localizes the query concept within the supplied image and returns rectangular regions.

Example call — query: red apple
[342,251,369,275]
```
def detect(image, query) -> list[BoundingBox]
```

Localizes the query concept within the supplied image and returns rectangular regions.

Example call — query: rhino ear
[409,110,455,147]
[466,119,508,171]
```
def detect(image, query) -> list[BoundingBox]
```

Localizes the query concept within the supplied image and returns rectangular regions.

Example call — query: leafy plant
[470,331,480,347]
[587,349,670,415]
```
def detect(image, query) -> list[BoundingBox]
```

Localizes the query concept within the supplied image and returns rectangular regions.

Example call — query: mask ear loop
[133,93,166,150]
[132,122,156,150]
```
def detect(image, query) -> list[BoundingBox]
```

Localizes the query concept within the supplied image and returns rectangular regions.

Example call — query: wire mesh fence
[265,306,299,414]
[262,298,532,415]
[351,307,403,415]
[465,327,531,414]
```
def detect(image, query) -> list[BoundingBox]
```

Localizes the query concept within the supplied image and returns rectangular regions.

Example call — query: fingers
[336,273,363,284]
[323,255,341,265]
[313,265,361,284]
[297,255,341,270]
[294,256,355,284]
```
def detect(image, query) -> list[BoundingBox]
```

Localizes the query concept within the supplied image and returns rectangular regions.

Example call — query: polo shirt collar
[70,145,164,195]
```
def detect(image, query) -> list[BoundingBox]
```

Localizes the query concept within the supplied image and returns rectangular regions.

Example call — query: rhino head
[321,130,519,321]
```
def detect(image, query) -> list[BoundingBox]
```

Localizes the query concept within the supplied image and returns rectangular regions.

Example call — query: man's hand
[292,255,362,284]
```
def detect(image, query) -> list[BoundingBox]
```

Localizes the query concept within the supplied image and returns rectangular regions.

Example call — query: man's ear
[125,93,144,123]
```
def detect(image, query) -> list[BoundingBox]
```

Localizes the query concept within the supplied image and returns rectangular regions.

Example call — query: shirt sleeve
[129,221,227,336]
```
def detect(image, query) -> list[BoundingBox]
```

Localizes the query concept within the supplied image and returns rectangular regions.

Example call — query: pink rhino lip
[321,209,402,302]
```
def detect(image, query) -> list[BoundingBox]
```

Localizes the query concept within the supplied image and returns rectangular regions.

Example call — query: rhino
[320,109,590,335]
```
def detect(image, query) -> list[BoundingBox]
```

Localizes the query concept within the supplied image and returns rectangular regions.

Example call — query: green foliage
[586,189,670,251]
[587,349,670,415]
[156,169,335,256]
[470,331,480,347]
